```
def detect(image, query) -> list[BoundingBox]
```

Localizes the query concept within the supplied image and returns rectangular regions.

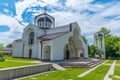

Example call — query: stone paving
[52,63,66,70]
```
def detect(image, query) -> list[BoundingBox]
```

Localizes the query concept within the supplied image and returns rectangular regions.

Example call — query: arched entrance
[43,45,51,60]
[64,44,70,60]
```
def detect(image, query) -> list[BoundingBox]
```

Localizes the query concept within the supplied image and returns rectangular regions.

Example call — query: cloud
[0,0,120,46]
[0,14,24,46]
[15,0,46,21]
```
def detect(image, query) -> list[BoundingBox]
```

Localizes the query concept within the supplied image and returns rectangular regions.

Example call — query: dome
[34,13,55,30]
[37,17,52,23]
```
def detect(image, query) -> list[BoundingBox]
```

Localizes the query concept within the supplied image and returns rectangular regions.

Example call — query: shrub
[0,52,5,61]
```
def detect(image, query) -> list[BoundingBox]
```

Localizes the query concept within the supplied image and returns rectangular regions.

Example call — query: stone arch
[43,45,51,60]
[64,44,70,60]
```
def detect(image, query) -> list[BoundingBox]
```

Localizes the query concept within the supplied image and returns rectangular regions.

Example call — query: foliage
[6,43,12,48]
[82,36,88,44]
[99,27,120,58]
[0,52,5,61]
[89,44,104,58]
[95,49,104,58]
[0,43,4,50]
[105,36,120,58]
[100,27,111,37]
[89,44,96,57]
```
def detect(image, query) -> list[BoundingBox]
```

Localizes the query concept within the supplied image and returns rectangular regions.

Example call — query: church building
[12,11,88,61]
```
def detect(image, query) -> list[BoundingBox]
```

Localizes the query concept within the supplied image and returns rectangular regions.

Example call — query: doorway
[65,50,70,59]
[29,49,32,59]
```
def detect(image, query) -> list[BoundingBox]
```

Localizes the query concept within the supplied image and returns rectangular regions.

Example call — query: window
[29,32,34,45]
[46,22,51,28]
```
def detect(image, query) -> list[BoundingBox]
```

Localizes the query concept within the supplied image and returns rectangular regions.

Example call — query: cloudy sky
[0,0,120,46]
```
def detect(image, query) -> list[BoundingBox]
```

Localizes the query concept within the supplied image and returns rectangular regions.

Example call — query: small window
[29,32,34,45]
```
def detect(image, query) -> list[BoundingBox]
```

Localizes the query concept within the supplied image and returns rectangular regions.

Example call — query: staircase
[58,59,104,68]
[88,60,104,68]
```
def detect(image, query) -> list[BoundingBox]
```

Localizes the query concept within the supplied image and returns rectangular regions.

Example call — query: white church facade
[12,12,88,61]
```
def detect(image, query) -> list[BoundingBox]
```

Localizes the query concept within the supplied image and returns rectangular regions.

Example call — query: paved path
[52,63,66,71]
[78,60,107,77]
[104,60,116,80]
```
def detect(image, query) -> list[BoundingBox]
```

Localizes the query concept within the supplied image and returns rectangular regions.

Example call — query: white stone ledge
[0,63,52,80]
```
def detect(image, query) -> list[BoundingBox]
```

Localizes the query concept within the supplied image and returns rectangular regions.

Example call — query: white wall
[51,32,72,61]
[37,41,41,59]
[12,40,23,57]
[42,41,52,60]
[46,25,70,35]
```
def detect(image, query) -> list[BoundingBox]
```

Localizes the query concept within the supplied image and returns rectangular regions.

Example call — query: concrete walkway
[78,60,107,77]
[104,60,116,80]
[52,63,66,71]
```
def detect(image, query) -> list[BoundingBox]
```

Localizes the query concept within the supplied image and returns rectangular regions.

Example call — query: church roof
[38,32,68,41]
[34,12,54,20]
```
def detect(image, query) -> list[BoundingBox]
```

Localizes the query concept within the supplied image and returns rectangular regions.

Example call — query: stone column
[97,37,101,49]
[102,35,106,58]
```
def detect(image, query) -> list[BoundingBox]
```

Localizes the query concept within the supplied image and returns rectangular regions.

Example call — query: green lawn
[116,60,120,64]
[79,65,110,80]
[21,60,111,80]
[5,56,38,62]
[0,56,38,69]
[21,68,89,80]
[0,61,35,69]
[105,60,114,64]
[110,60,120,80]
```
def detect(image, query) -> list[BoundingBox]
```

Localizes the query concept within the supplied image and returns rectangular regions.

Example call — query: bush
[0,52,5,61]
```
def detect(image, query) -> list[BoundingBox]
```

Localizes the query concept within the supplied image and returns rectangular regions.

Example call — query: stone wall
[0,63,52,80]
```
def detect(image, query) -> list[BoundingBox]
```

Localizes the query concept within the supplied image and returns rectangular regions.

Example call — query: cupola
[34,10,55,29]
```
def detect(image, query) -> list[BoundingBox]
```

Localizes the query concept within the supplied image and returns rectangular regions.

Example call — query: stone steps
[88,60,104,68]
[58,60,104,68]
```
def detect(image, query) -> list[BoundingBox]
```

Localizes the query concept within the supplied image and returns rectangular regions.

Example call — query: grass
[79,65,110,80]
[116,60,120,64]
[5,56,38,62]
[0,56,38,69]
[105,60,114,64]
[110,60,120,80]
[0,61,35,69]
[21,63,111,80]
[21,68,89,80]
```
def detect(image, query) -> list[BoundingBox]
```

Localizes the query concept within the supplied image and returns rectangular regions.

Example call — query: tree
[0,43,4,50]
[89,44,96,57]
[105,36,120,58]
[82,36,88,44]
[6,43,12,48]
[100,27,111,37]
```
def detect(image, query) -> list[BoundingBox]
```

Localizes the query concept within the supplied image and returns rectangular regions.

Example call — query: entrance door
[66,50,70,59]
[29,50,32,59]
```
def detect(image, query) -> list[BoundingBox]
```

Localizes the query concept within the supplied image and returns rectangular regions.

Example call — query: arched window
[29,32,34,45]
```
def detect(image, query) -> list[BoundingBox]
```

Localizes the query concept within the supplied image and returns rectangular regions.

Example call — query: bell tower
[34,7,55,29]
